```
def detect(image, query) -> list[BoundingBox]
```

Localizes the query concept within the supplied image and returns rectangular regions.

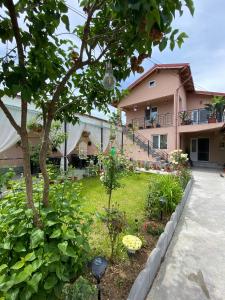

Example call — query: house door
[190,138,198,161]
[198,138,209,161]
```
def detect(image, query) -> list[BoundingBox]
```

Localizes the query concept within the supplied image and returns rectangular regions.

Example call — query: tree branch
[0,46,17,61]
[79,1,104,60]
[5,0,27,130]
[5,0,25,69]
[0,98,21,134]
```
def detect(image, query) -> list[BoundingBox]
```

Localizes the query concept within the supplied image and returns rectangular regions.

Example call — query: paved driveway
[147,169,225,300]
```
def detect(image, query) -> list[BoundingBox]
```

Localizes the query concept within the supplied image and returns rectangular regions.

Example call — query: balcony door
[145,107,158,121]
[191,109,209,124]
[150,107,158,121]
[190,138,209,162]
[198,138,209,161]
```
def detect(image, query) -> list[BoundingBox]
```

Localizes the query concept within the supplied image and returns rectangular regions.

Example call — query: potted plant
[205,103,217,123]
[27,117,43,132]
[179,111,192,125]
[211,96,225,122]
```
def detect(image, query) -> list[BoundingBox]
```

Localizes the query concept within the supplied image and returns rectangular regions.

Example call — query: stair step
[123,129,166,162]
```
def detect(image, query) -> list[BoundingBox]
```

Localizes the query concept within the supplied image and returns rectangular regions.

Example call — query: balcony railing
[179,109,225,126]
[128,113,173,130]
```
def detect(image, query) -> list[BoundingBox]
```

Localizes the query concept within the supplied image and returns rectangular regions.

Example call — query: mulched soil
[89,218,169,300]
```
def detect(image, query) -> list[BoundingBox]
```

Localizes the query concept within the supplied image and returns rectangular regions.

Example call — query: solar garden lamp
[91,256,108,300]
[159,197,166,220]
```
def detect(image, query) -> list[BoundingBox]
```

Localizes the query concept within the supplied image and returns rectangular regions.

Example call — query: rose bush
[169,149,188,169]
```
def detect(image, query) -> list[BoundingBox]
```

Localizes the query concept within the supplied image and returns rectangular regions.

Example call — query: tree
[0,0,194,226]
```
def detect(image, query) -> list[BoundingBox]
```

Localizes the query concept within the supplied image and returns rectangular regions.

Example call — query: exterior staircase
[122,127,168,163]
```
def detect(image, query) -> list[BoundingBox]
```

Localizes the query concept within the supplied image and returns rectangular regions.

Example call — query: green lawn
[79,172,155,257]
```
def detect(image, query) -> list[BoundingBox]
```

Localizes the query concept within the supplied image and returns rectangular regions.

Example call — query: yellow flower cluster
[122,235,142,251]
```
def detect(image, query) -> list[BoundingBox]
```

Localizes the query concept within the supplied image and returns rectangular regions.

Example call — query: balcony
[128,113,173,130]
[179,109,225,126]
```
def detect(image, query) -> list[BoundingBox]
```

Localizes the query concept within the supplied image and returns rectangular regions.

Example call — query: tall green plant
[205,96,225,121]
[146,175,183,219]
[0,175,92,299]
[99,150,130,258]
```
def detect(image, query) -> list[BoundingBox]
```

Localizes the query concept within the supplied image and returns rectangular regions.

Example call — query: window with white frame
[149,80,156,88]
[152,134,167,149]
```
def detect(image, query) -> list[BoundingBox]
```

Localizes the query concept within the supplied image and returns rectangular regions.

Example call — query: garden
[0,149,191,300]
[0,1,195,299]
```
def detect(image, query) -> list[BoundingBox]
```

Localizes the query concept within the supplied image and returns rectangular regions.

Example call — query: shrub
[0,176,92,299]
[100,204,127,259]
[62,276,97,300]
[0,168,15,192]
[169,149,188,169]
[146,175,183,219]
[144,222,164,237]
[177,167,192,189]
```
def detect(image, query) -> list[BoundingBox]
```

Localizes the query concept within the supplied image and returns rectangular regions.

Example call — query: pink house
[118,63,225,168]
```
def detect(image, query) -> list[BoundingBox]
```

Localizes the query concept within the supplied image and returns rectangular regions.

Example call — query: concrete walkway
[147,169,225,300]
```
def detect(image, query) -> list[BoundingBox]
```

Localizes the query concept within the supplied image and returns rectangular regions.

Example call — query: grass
[79,172,155,257]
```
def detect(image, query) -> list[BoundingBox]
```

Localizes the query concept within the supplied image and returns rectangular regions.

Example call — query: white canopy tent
[0,97,39,153]
[0,97,116,169]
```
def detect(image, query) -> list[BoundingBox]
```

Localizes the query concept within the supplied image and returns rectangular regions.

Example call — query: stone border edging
[127,177,194,300]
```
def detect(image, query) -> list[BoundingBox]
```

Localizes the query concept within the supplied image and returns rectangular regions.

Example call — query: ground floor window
[152,134,167,149]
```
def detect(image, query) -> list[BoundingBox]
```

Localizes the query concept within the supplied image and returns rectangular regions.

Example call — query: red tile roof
[194,90,225,96]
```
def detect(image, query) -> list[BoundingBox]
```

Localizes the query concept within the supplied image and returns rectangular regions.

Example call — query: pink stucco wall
[118,69,180,109]
[186,93,212,111]
[125,96,174,127]
[137,126,176,154]
[181,130,225,165]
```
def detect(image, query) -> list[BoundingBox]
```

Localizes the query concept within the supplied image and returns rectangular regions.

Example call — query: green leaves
[185,0,195,15]
[30,229,44,249]
[177,32,189,48]
[44,274,58,290]
[58,241,77,258]
[14,241,26,252]
[11,260,25,270]
[61,15,70,31]
[27,273,42,293]
[0,176,91,299]
[159,37,167,52]
[24,252,36,262]
[14,265,33,284]
[0,264,7,273]
[50,228,61,239]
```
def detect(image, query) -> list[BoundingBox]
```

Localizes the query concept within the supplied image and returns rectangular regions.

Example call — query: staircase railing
[122,126,168,161]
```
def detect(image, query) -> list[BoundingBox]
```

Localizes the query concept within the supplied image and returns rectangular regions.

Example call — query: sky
[1,1,225,120]
[122,0,225,93]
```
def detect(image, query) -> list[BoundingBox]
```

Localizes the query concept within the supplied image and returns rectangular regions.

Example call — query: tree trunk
[39,117,53,207]
[21,132,42,228]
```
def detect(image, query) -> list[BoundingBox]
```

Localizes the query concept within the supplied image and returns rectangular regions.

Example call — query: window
[191,108,209,124]
[149,80,156,88]
[199,109,208,123]
[152,135,167,149]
